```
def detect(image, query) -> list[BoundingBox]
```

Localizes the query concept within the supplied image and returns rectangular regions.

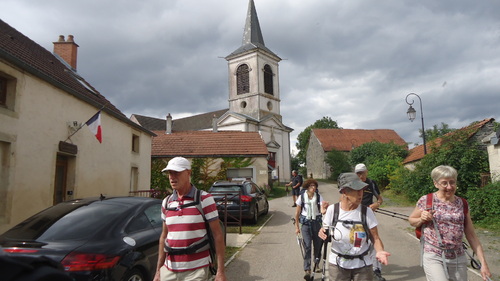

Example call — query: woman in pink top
[408,165,491,281]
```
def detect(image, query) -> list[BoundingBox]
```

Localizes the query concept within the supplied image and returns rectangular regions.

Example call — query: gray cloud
[2,0,499,152]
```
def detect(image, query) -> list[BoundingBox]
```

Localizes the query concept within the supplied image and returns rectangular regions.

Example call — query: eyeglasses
[437,180,457,187]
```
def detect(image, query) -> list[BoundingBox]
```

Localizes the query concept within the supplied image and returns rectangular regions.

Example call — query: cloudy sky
[2,0,499,153]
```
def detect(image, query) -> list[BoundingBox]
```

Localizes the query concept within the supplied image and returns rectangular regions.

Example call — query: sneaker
[374,269,386,281]
[292,204,297,207]
[303,270,311,281]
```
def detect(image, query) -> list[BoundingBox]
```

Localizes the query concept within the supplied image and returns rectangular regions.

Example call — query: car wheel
[250,205,258,224]
[122,268,145,281]
[262,199,269,215]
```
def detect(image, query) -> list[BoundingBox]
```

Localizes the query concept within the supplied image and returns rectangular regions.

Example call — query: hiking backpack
[162,188,223,275]
[329,203,374,261]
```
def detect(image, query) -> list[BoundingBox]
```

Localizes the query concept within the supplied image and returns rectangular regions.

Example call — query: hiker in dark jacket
[408,165,491,281]
[294,178,328,281]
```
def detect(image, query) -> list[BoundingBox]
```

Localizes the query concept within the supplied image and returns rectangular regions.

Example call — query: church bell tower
[225,0,282,122]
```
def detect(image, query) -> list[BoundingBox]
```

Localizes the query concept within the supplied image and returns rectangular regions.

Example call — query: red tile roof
[312,129,407,152]
[152,131,269,157]
[403,118,494,164]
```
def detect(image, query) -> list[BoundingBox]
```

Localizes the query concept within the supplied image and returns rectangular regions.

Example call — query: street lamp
[405,93,427,154]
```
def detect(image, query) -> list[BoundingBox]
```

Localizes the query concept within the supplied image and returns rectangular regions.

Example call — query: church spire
[226,0,279,59]
[242,0,265,47]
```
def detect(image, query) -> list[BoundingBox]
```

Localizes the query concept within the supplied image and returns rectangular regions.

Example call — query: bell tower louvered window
[263,64,273,95]
[236,64,250,95]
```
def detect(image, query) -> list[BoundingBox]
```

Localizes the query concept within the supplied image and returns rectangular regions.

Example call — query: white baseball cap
[354,163,367,173]
[162,157,191,172]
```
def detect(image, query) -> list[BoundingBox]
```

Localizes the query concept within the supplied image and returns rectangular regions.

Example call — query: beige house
[483,128,500,182]
[0,20,154,232]
[307,128,407,179]
[151,130,269,187]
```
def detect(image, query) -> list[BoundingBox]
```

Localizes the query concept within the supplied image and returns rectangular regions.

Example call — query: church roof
[132,109,229,132]
[312,128,407,152]
[152,130,268,157]
[225,0,280,60]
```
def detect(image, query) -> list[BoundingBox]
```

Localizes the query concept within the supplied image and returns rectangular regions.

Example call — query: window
[132,134,139,153]
[0,77,6,106]
[0,73,16,110]
[236,64,250,95]
[130,167,139,192]
[263,64,273,95]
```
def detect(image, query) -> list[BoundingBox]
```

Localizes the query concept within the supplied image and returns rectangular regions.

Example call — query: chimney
[53,35,79,70]
[166,113,172,134]
[212,114,218,132]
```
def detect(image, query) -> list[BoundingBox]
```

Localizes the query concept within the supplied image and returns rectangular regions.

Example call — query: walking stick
[321,229,330,281]
[291,218,306,259]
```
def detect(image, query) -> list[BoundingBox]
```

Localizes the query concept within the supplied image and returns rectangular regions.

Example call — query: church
[132,0,293,183]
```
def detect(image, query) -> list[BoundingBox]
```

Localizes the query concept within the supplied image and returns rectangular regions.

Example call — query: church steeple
[225,0,282,121]
[226,0,279,60]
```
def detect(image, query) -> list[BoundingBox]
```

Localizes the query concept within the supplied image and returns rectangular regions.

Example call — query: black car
[0,196,163,281]
[209,180,269,224]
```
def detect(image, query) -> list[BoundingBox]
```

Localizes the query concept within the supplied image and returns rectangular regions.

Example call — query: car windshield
[210,186,242,193]
[2,202,128,242]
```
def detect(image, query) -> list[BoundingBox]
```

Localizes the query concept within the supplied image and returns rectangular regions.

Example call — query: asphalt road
[224,182,489,281]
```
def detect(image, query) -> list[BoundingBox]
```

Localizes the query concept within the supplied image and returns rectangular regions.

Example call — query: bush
[368,156,404,189]
[466,181,500,224]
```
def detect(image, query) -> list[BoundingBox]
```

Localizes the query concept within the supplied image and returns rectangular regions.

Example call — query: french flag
[86,111,102,143]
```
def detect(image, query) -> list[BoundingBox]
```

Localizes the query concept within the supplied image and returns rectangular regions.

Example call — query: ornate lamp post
[405,93,427,155]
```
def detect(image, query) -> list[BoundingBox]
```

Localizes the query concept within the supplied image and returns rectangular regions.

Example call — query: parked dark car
[209,180,269,224]
[0,196,163,281]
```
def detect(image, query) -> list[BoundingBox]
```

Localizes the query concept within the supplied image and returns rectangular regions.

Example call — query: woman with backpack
[318,173,390,281]
[294,178,328,281]
[408,165,492,281]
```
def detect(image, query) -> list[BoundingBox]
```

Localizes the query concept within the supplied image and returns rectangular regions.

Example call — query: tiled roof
[312,128,407,152]
[133,109,229,131]
[0,20,152,134]
[152,131,268,157]
[403,118,494,164]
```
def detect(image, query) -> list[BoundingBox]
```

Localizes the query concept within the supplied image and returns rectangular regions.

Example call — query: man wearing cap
[319,173,390,281]
[154,157,227,281]
[354,163,385,281]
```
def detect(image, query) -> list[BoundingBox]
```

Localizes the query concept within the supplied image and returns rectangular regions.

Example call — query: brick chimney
[53,35,79,70]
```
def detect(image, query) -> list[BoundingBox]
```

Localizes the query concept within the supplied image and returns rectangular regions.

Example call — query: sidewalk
[226,232,253,248]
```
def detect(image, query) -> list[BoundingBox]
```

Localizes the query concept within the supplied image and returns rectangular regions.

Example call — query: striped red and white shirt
[161,185,219,272]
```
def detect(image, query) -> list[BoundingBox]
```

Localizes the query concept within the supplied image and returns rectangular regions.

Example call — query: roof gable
[312,128,407,152]
[152,131,268,157]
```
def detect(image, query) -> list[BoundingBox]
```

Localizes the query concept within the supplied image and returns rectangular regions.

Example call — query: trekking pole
[291,218,306,259]
[375,208,409,220]
[321,229,330,281]
[462,242,493,281]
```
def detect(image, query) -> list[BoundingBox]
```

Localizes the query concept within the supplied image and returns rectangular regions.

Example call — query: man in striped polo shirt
[154,157,227,281]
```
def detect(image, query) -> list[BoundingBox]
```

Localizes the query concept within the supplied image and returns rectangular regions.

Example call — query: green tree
[420,122,455,142]
[350,141,408,167]
[296,116,341,165]
[390,129,489,201]
[325,149,351,180]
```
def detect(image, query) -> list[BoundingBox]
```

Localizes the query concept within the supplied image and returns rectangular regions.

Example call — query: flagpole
[64,102,107,142]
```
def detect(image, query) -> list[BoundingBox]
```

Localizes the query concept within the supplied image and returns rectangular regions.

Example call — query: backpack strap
[360,205,373,243]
